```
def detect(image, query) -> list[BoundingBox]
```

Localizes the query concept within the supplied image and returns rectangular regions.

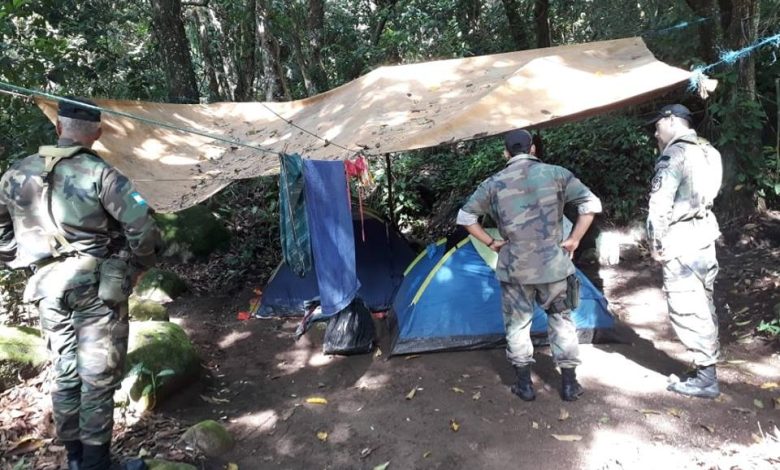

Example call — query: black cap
[648,104,692,125]
[58,96,101,122]
[504,129,533,155]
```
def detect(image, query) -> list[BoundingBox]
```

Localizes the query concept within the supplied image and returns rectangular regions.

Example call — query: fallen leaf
[200,395,230,404]
[373,462,390,470]
[760,382,779,390]
[405,388,417,400]
[751,433,763,444]
[423,451,432,458]
[7,437,45,456]
[461,374,471,379]
[774,397,780,410]
[226,464,239,470]
[451,387,465,394]
[666,408,682,418]
[558,408,570,421]
[729,407,756,415]
[638,409,661,416]
[598,416,610,424]
[472,391,481,401]
[316,431,328,442]
[726,359,746,364]
[306,397,328,405]
[700,424,715,434]
[374,349,383,358]
[753,399,764,409]
[551,434,582,442]
[532,421,539,429]
[360,447,374,459]
[734,320,751,326]
[449,419,460,432]
[404,355,421,360]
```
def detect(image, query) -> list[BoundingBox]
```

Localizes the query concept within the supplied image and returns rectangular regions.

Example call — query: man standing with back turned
[0,98,159,469]
[457,129,602,401]
[647,104,723,399]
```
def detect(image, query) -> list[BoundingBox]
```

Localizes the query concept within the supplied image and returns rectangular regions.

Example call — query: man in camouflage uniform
[647,104,722,399]
[0,98,159,469]
[457,129,602,402]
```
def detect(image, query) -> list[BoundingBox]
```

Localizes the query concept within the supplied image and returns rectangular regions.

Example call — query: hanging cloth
[302,159,361,316]
[279,153,312,277]
[344,154,373,242]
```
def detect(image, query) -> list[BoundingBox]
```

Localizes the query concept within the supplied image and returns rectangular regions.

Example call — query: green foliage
[127,362,175,408]
[0,269,31,325]
[543,114,656,224]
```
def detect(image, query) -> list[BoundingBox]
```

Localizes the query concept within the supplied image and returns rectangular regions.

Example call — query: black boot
[560,368,583,401]
[81,443,111,470]
[667,365,720,398]
[63,440,83,470]
[510,366,536,401]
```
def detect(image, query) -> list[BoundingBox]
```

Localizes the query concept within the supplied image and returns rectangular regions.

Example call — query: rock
[154,205,231,262]
[116,321,200,412]
[180,420,234,457]
[0,325,47,391]
[144,459,197,470]
[129,297,170,321]
[134,269,187,303]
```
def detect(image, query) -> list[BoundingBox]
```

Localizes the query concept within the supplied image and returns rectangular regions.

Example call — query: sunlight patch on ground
[584,428,693,469]
[218,331,252,349]
[354,371,391,390]
[308,352,335,367]
[231,409,278,434]
[578,347,669,394]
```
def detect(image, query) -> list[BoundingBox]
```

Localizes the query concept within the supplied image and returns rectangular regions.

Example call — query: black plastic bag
[322,299,375,355]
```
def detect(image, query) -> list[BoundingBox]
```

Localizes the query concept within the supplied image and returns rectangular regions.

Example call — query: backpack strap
[36,145,98,258]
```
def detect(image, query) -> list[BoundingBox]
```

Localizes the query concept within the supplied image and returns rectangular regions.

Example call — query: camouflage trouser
[662,243,719,367]
[500,276,581,369]
[37,282,128,445]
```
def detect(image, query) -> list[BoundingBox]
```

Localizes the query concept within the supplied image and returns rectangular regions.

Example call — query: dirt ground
[154,213,780,470]
[1,214,779,470]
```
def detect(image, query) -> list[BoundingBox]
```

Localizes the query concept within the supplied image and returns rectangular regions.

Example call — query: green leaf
[142,384,153,397]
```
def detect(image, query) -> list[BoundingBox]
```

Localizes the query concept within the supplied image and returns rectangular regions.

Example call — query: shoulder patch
[131,191,148,206]
[655,155,671,170]
[650,174,663,193]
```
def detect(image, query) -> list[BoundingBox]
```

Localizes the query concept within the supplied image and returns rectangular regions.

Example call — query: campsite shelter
[389,232,614,355]
[256,210,415,317]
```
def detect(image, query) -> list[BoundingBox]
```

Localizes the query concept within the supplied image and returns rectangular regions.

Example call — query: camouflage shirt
[459,154,602,284]
[0,140,159,295]
[646,130,722,261]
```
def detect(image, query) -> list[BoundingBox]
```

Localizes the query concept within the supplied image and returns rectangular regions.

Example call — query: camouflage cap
[58,96,101,122]
[504,129,533,155]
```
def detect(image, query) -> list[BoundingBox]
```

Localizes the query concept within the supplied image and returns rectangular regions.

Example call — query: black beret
[58,96,101,122]
[504,129,533,155]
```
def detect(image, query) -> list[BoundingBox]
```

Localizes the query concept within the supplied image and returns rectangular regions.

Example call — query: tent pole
[385,153,396,230]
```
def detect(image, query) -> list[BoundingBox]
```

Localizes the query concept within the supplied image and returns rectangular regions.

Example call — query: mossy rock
[134,269,187,303]
[129,298,170,322]
[116,321,200,412]
[180,420,234,457]
[145,459,197,470]
[154,205,231,261]
[0,325,47,391]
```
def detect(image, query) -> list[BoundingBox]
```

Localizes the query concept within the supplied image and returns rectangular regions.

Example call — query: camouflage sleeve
[99,167,159,269]
[646,150,683,256]
[562,169,602,214]
[0,177,17,265]
[459,179,494,223]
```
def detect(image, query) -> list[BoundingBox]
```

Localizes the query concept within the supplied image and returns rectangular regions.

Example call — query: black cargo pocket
[565,274,580,310]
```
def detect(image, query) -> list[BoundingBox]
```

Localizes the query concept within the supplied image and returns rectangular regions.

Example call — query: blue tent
[256,211,415,317]
[389,233,615,355]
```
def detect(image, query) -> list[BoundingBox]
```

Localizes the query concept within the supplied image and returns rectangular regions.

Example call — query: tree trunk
[290,29,316,96]
[501,0,530,50]
[718,0,760,218]
[684,0,719,63]
[190,8,222,102]
[306,0,329,93]
[256,0,278,101]
[150,0,200,103]
[533,0,550,48]
[207,4,237,101]
[233,0,257,101]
